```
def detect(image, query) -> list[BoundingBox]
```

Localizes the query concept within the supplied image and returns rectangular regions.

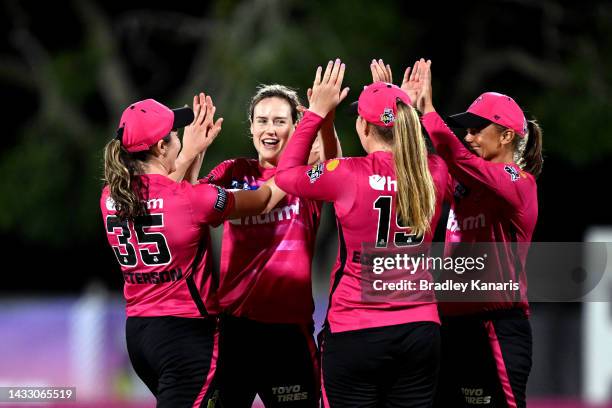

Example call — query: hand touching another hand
[182,92,224,159]
[407,59,434,114]
[308,59,350,119]
[370,58,393,83]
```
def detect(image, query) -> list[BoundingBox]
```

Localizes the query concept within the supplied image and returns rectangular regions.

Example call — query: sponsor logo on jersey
[106,197,164,211]
[306,163,324,183]
[369,175,397,192]
[145,198,164,210]
[447,209,486,232]
[271,385,309,403]
[380,108,395,125]
[229,201,300,225]
[214,186,228,212]
[326,159,340,172]
[230,179,256,190]
[461,388,491,405]
[106,197,116,211]
[504,165,520,181]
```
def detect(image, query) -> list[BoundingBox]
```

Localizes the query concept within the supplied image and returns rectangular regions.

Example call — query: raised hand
[370,58,393,83]
[412,59,434,114]
[182,92,224,157]
[400,59,423,106]
[308,58,350,119]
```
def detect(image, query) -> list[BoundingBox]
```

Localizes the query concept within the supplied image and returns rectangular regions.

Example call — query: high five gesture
[308,59,350,118]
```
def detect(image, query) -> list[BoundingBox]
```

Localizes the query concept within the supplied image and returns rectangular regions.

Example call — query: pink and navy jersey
[421,111,538,316]
[205,159,321,325]
[100,174,234,318]
[276,111,449,333]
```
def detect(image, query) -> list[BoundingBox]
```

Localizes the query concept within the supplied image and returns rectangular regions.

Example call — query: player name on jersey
[122,268,182,284]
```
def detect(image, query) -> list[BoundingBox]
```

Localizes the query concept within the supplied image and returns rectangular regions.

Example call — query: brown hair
[503,119,544,179]
[248,84,302,124]
[103,135,171,220]
[373,101,436,237]
[521,120,543,178]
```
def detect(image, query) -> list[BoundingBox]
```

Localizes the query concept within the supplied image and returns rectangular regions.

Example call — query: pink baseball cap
[353,81,412,127]
[116,99,194,152]
[448,92,528,137]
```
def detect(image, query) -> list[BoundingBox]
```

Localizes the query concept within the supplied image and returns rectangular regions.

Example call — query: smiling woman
[412,59,542,408]
[249,91,300,168]
[202,83,341,407]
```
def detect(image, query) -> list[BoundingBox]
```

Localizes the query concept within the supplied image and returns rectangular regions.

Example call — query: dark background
[1,0,611,401]
[2,0,610,292]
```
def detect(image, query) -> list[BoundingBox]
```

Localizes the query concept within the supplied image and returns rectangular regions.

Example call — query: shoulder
[312,157,356,178]
[427,153,448,172]
[211,157,257,175]
[327,156,358,170]
[100,185,112,212]
[208,158,241,184]
[100,184,110,199]
[210,158,237,175]
[427,152,445,166]
[499,164,535,187]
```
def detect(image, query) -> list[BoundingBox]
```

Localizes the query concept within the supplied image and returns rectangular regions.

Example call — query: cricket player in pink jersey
[411,59,543,408]
[276,59,448,407]
[201,85,340,408]
[101,94,276,407]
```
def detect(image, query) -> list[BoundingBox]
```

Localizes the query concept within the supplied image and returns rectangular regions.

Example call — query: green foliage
[2,0,612,249]
[526,13,612,165]
[0,121,101,246]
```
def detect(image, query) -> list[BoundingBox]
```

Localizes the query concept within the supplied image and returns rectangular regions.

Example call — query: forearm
[229,185,273,218]
[319,119,342,161]
[185,152,205,184]
[168,150,199,182]
[421,111,472,163]
[262,178,287,213]
[277,110,324,189]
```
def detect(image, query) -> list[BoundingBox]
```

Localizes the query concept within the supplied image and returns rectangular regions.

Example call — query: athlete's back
[101,174,232,317]
[276,60,446,408]
[278,144,447,332]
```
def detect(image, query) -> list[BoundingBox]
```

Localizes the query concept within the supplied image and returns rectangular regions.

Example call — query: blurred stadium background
[1,0,611,406]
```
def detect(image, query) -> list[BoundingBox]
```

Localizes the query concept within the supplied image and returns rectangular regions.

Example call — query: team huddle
[101,58,543,408]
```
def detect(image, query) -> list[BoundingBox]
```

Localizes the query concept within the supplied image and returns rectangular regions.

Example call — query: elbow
[275,171,289,191]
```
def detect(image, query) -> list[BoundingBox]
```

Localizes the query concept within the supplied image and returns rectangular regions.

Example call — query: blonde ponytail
[391,102,436,237]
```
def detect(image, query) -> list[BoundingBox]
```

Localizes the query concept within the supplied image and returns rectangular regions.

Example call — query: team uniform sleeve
[427,154,450,203]
[276,110,356,203]
[188,182,235,227]
[421,111,530,207]
[201,159,235,187]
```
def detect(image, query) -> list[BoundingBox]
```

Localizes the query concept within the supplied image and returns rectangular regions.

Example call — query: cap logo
[494,114,501,120]
[380,108,395,125]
